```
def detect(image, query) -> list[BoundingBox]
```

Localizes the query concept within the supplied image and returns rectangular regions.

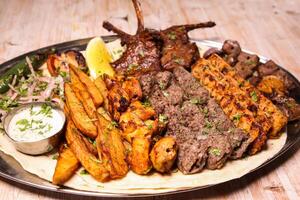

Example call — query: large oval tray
[0,36,299,198]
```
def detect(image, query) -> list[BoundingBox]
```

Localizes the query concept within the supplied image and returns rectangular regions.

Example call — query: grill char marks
[160,22,216,70]
[139,67,250,174]
[103,0,161,76]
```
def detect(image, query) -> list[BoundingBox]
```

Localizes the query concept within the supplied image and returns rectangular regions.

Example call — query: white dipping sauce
[8,104,64,142]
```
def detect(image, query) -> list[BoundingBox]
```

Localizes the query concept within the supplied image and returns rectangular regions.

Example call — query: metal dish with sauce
[3,102,66,155]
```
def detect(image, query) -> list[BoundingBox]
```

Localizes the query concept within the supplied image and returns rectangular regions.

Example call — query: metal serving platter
[0,35,300,198]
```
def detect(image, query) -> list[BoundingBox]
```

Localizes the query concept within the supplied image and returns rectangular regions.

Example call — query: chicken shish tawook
[49,0,293,184]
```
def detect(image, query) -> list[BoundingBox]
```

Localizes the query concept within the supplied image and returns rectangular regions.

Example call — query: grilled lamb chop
[160,22,215,70]
[103,0,161,76]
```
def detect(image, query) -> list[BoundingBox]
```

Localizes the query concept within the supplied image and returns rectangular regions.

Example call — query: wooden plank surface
[0,0,300,199]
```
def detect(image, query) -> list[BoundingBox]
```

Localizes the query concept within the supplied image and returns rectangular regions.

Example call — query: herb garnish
[190,98,204,105]
[167,32,177,40]
[159,114,168,124]
[162,91,169,97]
[232,113,242,122]
[142,99,151,107]
[209,148,221,156]
[80,169,89,175]
[250,91,258,102]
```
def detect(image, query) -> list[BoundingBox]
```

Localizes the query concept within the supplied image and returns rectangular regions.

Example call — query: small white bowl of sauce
[3,102,66,155]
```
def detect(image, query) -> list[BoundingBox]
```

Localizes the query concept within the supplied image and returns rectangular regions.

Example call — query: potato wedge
[70,69,97,119]
[52,144,80,185]
[65,83,97,138]
[66,121,110,182]
[81,136,98,156]
[128,137,152,175]
[69,64,103,107]
[97,114,129,178]
[94,76,109,111]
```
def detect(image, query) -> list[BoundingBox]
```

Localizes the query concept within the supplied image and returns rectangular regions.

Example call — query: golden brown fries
[69,64,103,107]
[150,137,177,173]
[52,144,80,185]
[66,120,110,182]
[94,76,110,111]
[81,136,98,156]
[128,137,152,175]
[97,114,129,178]
[70,69,98,119]
[64,83,98,138]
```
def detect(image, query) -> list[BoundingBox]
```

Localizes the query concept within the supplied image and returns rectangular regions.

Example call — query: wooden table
[0,0,300,199]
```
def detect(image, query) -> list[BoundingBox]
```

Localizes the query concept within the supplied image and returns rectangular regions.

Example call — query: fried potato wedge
[81,136,98,156]
[52,144,80,185]
[65,83,98,138]
[97,114,129,178]
[70,69,97,119]
[128,137,152,175]
[150,137,177,173]
[69,64,103,107]
[94,76,110,111]
[66,121,110,182]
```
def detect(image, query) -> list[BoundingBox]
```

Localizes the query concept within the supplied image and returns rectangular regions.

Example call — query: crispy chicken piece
[128,136,152,175]
[192,54,287,154]
[150,137,177,173]
[103,0,161,76]
[160,22,215,70]
[105,76,143,121]
[257,75,286,96]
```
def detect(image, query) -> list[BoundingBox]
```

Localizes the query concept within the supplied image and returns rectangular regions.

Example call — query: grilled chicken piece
[192,54,288,154]
[105,76,142,121]
[160,22,215,70]
[103,0,161,76]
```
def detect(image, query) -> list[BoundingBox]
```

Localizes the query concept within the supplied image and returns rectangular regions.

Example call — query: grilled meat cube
[103,0,161,76]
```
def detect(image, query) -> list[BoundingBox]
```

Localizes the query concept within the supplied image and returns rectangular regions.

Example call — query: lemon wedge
[86,37,115,79]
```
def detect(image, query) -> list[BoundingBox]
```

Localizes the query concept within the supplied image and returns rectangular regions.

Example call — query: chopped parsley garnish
[159,114,168,124]
[204,120,213,129]
[167,31,177,40]
[147,124,153,130]
[37,103,53,118]
[190,98,204,105]
[232,113,242,122]
[209,148,221,156]
[52,154,59,160]
[0,96,19,111]
[110,121,118,127]
[59,71,67,78]
[142,99,151,107]
[250,91,258,102]
[173,58,184,65]
[138,50,145,57]
[159,82,166,90]
[244,60,256,66]
[80,169,89,175]
[286,101,295,108]
[128,63,138,71]
[162,91,169,97]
